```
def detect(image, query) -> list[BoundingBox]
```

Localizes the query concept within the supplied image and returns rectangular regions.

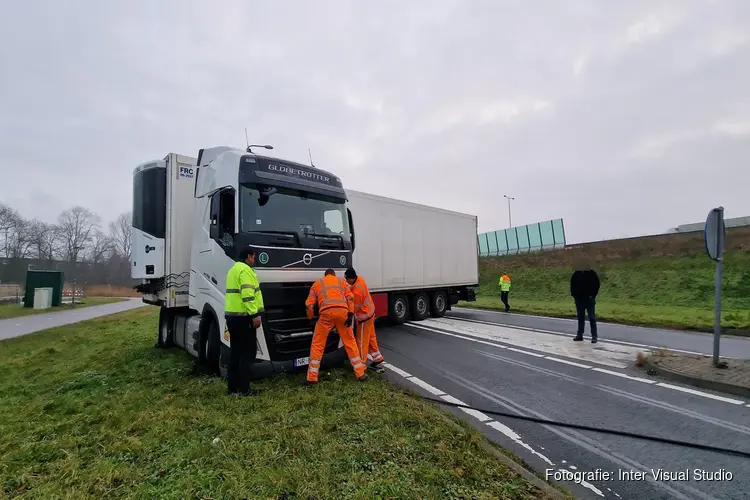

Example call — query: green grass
[468,251,750,332]
[0,297,126,320]
[0,308,556,499]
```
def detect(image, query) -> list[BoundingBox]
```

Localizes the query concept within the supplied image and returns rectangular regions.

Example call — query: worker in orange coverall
[305,268,368,384]
[344,267,385,373]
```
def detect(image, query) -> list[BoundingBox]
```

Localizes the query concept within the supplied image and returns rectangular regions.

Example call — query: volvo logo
[302,253,313,266]
[339,255,347,266]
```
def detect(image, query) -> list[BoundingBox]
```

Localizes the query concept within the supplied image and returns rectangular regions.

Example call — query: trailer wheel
[389,294,410,324]
[157,307,174,348]
[202,319,221,375]
[430,291,447,318]
[412,292,430,321]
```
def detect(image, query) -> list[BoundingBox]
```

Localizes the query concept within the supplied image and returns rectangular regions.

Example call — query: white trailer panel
[346,190,479,292]
[164,153,198,307]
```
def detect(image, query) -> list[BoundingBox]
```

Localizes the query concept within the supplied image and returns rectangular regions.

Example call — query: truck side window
[210,188,236,251]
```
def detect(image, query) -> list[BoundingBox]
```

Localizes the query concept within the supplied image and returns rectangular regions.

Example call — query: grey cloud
[1,0,748,243]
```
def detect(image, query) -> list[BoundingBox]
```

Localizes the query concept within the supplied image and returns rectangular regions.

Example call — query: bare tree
[108,211,132,260]
[57,207,101,262]
[27,220,60,260]
[6,217,31,258]
[86,230,112,264]
[0,203,21,257]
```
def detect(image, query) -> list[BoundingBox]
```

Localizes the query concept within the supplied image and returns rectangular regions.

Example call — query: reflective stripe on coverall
[225,262,264,317]
[350,276,381,363]
[305,275,366,382]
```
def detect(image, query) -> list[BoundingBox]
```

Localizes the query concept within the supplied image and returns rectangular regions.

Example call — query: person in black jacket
[570,258,600,343]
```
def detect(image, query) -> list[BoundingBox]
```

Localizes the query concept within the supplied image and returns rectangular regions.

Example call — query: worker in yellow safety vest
[224,246,265,396]
[499,273,512,312]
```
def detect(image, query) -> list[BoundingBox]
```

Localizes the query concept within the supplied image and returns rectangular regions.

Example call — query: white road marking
[655,383,746,405]
[447,313,710,357]
[384,364,412,378]
[591,367,656,384]
[418,317,637,369]
[386,362,558,472]
[554,468,603,497]
[487,421,554,465]
[406,322,750,407]
[440,394,467,405]
[544,356,591,369]
[439,394,492,420]
[507,347,545,357]
[407,376,445,396]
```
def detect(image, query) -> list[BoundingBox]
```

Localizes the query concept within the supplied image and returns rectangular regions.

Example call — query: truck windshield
[239,185,351,244]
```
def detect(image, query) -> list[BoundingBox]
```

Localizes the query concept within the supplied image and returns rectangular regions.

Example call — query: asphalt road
[377,310,750,500]
[0,299,146,341]
[450,307,750,360]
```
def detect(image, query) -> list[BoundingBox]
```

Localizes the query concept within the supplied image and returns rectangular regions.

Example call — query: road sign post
[704,207,726,368]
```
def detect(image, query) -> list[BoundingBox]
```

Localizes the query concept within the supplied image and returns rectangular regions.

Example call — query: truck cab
[131,146,353,378]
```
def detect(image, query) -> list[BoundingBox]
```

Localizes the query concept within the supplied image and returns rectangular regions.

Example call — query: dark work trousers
[574,297,597,338]
[500,291,510,311]
[225,316,257,394]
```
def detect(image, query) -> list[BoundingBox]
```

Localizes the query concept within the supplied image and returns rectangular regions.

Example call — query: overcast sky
[1,0,748,243]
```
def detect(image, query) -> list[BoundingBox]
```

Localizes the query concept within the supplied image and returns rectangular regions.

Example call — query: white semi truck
[131,146,478,378]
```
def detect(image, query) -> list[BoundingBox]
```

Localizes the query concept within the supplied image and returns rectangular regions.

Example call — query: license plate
[294,356,310,367]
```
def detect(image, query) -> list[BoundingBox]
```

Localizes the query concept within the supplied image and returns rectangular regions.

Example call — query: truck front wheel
[201,318,221,375]
[157,307,174,348]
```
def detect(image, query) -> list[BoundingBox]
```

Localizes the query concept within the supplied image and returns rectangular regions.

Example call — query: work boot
[370,361,386,373]
[357,373,369,382]
[238,388,260,397]
[591,336,598,344]
[303,380,318,388]
[573,335,583,342]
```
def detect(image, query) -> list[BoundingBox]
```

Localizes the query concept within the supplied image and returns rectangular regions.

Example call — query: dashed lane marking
[655,383,746,405]
[382,362,606,498]
[408,376,445,396]
[385,364,413,379]
[544,356,591,369]
[446,313,711,357]
[591,367,656,384]
[404,322,750,407]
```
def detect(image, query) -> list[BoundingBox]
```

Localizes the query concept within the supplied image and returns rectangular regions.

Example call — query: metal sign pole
[705,206,726,368]
[713,254,723,366]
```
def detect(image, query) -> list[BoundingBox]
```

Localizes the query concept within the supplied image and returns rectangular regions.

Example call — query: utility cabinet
[23,270,64,308]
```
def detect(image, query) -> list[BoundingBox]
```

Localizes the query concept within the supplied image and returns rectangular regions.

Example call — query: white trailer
[346,190,479,323]
[131,146,478,379]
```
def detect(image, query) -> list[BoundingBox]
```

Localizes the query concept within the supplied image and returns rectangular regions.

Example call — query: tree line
[0,203,131,263]
[0,203,134,287]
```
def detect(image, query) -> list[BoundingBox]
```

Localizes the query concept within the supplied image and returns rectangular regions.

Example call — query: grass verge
[0,297,126,320]
[474,251,750,333]
[459,296,750,335]
[0,308,558,499]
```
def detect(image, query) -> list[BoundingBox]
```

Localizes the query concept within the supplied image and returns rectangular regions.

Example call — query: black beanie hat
[344,267,357,280]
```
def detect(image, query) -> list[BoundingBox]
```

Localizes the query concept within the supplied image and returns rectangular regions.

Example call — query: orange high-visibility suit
[305,274,367,383]
[349,275,383,365]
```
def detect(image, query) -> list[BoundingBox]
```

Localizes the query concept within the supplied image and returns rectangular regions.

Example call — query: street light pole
[503,195,515,228]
